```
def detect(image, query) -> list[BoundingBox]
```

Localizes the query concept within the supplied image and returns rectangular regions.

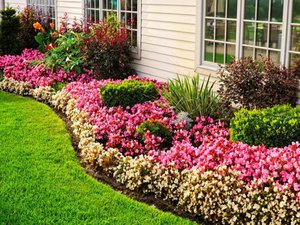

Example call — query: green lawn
[0,91,196,225]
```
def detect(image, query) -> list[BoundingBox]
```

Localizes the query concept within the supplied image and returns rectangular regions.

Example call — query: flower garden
[1,6,300,225]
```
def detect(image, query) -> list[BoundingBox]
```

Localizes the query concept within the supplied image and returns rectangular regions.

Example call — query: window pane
[243,22,255,45]
[243,47,254,57]
[257,0,269,21]
[132,0,137,11]
[255,48,266,59]
[269,24,282,49]
[216,20,225,41]
[206,0,215,17]
[227,21,236,42]
[269,51,280,64]
[205,19,214,39]
[226,44,235,63]
[132,13,137,29]
[127,0,132,11]
[103,0,107,9]
[205,41,214,62]
[121,0,126,10]
[271,0,283,22]
[216,0,225,17]
[216,43,225,63]
[293,0,300,23]
[256,23,267,47]
[245,0,255,20]
[291,26,300,52]
[227,0,237,18]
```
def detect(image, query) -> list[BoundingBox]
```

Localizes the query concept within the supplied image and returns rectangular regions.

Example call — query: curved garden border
[1,78,300,224]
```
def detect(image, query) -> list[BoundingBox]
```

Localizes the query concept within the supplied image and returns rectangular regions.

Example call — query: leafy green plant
[52,82,67,92]
[100,79,159,108]
[230,104,300,147]
[137,120,173,146]
[43,31,86,73]
[0,7,21,55]
[218,57,298,110]
[33,20,58,52]
[163,74,221,120]
[84,14,135,80]
[0,70,4,81]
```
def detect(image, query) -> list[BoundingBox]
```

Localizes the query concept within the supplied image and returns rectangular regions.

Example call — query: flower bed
[0,49,300,224]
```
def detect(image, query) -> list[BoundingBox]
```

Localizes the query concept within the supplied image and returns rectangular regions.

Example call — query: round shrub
[137,120,173,147]
[100,79,159,108]
[230,104,300,147]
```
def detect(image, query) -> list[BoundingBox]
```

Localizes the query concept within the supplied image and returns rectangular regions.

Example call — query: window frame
[197,0,298,70]
[84,0,141,59]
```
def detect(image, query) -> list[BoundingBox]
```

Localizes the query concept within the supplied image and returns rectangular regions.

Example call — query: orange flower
[52,31,59,38]
[33,22,42,30]
[50,23,55,29]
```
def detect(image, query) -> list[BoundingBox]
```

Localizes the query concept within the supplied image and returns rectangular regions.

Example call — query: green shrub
[218,57,298,110]
[52,82,67,92]
[0,70,4,81]
[137,120,173,146]
[100,79,159,108]
[0,7,21,55]
[163,73,222,120]
[43,31,86,73]
[230,105,300,147]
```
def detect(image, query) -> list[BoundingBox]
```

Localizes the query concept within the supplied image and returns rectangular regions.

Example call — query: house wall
[4,0,26,10]
[56,0,84,25]
[132,0,199,81]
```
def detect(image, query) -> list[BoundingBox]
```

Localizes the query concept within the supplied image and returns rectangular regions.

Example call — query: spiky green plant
[163,73,220,120]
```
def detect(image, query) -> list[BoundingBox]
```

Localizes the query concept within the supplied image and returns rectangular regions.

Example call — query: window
[27,0,56,23]
[201,0,300,67]
[85,0,140,53]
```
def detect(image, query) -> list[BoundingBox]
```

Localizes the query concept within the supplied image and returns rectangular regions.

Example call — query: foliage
[137,120,173,148]
[100,79,159,108]
[0,70,3,81]
[52,82,67,92]
[84,14,135,79]
[58,12,83,34]
[218,57,298,110]
[43,31,87,73]
[291,57,300,79]
[33,21,58,52]
[19,6,39,50]
[0,7,21,55]
[163,74,221,120]
[230,104,300,147]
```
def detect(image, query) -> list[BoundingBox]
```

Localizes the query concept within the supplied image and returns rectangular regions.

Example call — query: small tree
[0,7,21,55]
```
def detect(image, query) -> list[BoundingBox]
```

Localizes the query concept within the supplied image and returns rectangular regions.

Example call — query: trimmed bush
[0,7,21,55]
[137,120,173,147]
[52,82,67,92]
[100,79,159,108]
[230,105,300,147]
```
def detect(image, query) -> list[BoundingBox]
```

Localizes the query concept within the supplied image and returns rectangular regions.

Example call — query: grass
[0,91,196,225]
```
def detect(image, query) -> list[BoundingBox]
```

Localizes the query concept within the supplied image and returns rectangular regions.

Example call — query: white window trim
[84,0,141,60]
[196,0,298,71]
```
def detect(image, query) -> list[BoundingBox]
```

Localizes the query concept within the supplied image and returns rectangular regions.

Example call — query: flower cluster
[0,49,93,88]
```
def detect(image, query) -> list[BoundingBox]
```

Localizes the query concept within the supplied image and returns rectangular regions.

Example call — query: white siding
[132,0,199,81]
[5,0,26,10]
[56,0,84,26]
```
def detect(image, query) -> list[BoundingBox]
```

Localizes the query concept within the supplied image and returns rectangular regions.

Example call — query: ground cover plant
[0,90,195,225]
